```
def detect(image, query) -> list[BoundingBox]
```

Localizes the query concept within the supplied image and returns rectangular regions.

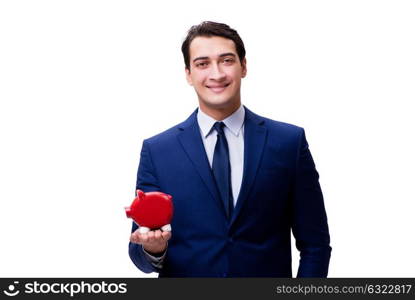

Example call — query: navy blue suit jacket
[129,107,331,277]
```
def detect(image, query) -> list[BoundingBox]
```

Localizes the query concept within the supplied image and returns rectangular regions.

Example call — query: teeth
[209,86,226,92]
[207,83,229,92]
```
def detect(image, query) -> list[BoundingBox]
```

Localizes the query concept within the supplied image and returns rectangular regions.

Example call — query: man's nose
[209,63,226,81]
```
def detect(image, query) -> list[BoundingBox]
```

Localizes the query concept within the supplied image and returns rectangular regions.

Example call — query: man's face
[185,36,247,114]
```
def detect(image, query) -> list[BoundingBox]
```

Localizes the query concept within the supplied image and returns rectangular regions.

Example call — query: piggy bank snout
[125,207,132,218]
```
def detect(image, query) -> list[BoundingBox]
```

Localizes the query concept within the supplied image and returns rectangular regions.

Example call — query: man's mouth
[206,83,230,93]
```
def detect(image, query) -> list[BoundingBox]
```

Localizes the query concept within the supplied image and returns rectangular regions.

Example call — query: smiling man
[128,21,331,277]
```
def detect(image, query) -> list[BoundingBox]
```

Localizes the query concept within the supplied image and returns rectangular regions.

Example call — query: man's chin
[203,100,232,109]
[199,98,240,112]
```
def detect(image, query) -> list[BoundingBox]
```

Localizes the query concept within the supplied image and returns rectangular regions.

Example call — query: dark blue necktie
[212,122,233,219]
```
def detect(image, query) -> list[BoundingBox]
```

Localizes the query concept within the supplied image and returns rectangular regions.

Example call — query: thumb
[161,231,172,241]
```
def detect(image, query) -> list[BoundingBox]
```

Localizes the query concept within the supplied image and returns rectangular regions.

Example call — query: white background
[1,0,414,277]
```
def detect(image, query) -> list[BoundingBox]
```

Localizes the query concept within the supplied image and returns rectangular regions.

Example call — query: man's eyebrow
[219,53,236,58]
[193,56,209,63]
[192,53,236,63]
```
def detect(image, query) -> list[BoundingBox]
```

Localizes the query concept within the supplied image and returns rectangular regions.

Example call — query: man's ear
[185,67,193,86]
[241,58,247,78]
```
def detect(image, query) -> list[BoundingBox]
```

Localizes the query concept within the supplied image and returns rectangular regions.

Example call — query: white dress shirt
[197,105,245,205]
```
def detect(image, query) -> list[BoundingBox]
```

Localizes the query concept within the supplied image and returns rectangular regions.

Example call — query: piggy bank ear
[136,189,145,198]
[167,194,172,200]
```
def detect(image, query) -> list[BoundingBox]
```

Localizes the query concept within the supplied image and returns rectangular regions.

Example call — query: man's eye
[196,62,208,68]
[223,58,235,64]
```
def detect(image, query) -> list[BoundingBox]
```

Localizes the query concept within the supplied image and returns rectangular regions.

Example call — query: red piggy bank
[125,190,173,234]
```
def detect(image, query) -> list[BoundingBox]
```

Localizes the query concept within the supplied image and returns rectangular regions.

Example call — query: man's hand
[130,229,171,255]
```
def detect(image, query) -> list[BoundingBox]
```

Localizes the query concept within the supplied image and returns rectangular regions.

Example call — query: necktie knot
[213,122,226,136]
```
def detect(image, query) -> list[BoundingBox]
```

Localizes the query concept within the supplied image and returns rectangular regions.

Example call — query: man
[129,21,331,277]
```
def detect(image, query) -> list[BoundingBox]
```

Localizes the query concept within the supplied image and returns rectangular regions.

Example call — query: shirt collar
[197,105,245,138]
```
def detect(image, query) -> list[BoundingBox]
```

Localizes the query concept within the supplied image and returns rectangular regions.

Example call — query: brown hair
[181,21,246,70]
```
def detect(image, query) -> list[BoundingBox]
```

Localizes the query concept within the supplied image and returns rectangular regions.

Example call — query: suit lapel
[177,110,223,213]
[230,107,267,227]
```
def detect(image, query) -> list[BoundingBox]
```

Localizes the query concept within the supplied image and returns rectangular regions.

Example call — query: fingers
[130,229,148,244]
[147,230,156,243]
[161,231,172,241]
[130,229,171,245]
[130,230,144,244]
[154,230,162,239]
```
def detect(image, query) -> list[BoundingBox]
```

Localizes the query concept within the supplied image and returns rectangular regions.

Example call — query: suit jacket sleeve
[292,129,331,277]
[128,140,162,274]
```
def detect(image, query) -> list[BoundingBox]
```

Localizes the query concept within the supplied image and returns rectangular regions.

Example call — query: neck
[199,101,241,121]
